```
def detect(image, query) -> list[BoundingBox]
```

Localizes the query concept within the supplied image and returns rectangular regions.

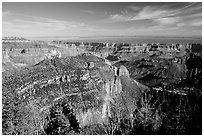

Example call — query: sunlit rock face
[2,53,148,134]
[119,65,130,77]
[75,65,147,128]
[45,49,62,59]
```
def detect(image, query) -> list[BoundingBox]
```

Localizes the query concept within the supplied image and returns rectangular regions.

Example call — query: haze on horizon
[2,2,202,38]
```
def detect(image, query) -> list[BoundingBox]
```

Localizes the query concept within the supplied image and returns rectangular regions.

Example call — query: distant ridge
[28,35,202,44]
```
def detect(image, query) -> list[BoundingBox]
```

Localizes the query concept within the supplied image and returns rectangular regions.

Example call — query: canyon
[2,37,202,135]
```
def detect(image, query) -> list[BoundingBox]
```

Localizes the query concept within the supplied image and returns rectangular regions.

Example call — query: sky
[2,2,202,38]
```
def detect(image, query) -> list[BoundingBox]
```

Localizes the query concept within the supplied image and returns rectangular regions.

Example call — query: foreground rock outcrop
[2,54,148,135]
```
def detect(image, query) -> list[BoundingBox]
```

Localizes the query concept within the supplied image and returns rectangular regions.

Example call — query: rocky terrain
[2,37,202,135]
[2,53,148,134]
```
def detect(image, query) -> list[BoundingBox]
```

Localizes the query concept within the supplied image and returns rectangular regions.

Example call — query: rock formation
[2,54,148,135]
[118,65,130,77]
[45,49,62,59]
[114,54,187,87]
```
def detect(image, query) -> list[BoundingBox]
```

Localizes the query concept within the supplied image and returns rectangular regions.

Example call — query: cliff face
[2,54,147,134]
[178,53,202,89]
[115,54,187,87]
